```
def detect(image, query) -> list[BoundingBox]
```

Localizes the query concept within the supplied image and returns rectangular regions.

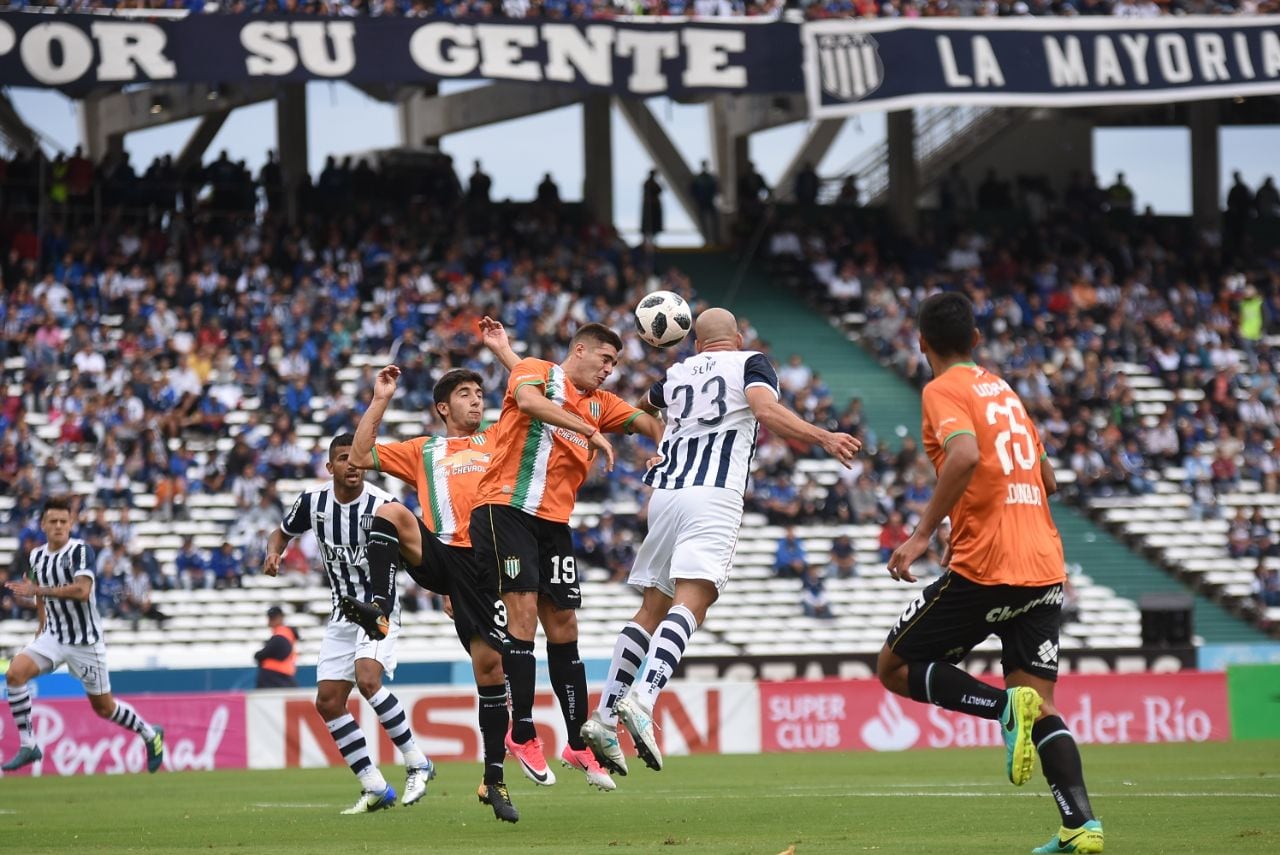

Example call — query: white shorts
[21,631,111,695]
[629,486,744,598]
[316,615,400,684]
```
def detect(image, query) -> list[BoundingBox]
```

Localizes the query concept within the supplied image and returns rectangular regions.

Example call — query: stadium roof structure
[1,10,1277,241]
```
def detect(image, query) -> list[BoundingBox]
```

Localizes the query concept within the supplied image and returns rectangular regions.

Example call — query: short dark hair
[41,495,73,520]
[329,433,355,460]
[432,369,485,422]
[917,292,976,358]
[570,322,623,352]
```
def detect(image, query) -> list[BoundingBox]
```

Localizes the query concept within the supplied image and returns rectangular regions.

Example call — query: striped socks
[597,622,652,726]
[631,605,697,712]
[327,713,387,792]
[7,683,34,748]
[369,687,427,768]
[108,699,156,740]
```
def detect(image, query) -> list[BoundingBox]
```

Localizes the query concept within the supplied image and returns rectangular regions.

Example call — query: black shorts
[884,571,1064,681]
[470,503,581,610]
[404,519,507,654]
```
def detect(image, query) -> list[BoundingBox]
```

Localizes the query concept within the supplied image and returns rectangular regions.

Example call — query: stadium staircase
[821,107,1033,206]
[665,250,1267,647]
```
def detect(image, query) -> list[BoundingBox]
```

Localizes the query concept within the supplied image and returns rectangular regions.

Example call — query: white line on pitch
[249,803,333,809]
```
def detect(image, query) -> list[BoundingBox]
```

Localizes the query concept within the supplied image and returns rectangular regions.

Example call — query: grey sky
[9,84,1278,243]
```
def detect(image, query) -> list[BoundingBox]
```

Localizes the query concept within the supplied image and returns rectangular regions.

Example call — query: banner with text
[0,673,1236,775]
[804,17,1280,117]
[2,13,1276,110]
[0,692,246,777]
[0,13,800,95]
[759,672,1229,753]
[245,683,760,769]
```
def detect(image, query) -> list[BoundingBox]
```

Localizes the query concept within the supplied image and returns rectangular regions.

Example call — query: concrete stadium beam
[0,93,40,155]
[276,84,308,226]
[175,110,231,172]
[1189,101,1221,232]
[772,118,846,203]
[351,82,404,104]
[708,95,743,244]
[886,109,918,237]
[78,83,276,161]
[582,94,613,228]
[720,93,808,138]
[398,82,582,146]
[615,96,703,243]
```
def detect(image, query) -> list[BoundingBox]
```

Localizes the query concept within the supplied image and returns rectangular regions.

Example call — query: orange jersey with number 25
[921,362,1064,587]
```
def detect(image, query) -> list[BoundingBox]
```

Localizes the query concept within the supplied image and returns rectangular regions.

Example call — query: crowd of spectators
[2,143,903,627]
[765,156,1280,622]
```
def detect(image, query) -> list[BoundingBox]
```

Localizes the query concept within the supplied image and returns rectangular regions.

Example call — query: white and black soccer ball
[634,290,692,348]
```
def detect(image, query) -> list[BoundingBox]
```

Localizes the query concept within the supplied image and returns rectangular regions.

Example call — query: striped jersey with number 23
[644,350,779,495]
[281,482,398,620]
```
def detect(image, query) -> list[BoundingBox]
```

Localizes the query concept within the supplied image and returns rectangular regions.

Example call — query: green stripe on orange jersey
[510,417,549,513]
[421,439,445,538]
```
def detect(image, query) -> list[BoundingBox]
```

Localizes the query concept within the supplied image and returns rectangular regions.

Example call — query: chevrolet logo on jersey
[438,448,492,472]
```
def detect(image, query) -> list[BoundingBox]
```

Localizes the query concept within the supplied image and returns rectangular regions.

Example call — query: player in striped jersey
[263,434,433,815]
[469,322,664,790]
[582,309,860,776]
[339,317,526,821]
[3,496,165,773]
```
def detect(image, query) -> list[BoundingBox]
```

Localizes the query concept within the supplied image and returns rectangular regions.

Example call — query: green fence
[1227,664,1280,741]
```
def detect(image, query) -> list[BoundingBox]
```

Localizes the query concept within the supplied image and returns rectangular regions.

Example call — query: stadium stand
[757,167,1280,637]
[4,140,1269,673]
[0,148,1015,669]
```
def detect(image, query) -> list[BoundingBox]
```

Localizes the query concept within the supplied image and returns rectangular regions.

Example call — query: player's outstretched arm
[887,434,979,583]
[263,529,293,577]
[514,384,616,470]
[745,387,861,467]
[7,575,93,603]
[626,412,664,445]
[1040,455,1058,496]
[514,383,597,436]
[350,365,400,470]
[479,316,521,371]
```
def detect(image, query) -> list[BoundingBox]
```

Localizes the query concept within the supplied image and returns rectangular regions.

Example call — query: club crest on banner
[815,31,883,104]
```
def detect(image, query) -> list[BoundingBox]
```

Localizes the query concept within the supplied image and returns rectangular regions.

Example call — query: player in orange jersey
[341,317,522,822]
[878,292,1102,854]
[469,322,664,792]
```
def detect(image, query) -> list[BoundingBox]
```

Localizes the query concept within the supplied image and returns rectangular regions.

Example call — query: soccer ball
[634,291,692,348]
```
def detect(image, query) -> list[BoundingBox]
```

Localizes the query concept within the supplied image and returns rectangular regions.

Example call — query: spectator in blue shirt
[176,536,211,590]
[283,376,314,419]
[801,565,834,620]
[208,542,244,589]
[774,527,808,579]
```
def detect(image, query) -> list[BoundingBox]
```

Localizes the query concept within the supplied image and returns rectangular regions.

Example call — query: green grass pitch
[3,741,1278,853]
